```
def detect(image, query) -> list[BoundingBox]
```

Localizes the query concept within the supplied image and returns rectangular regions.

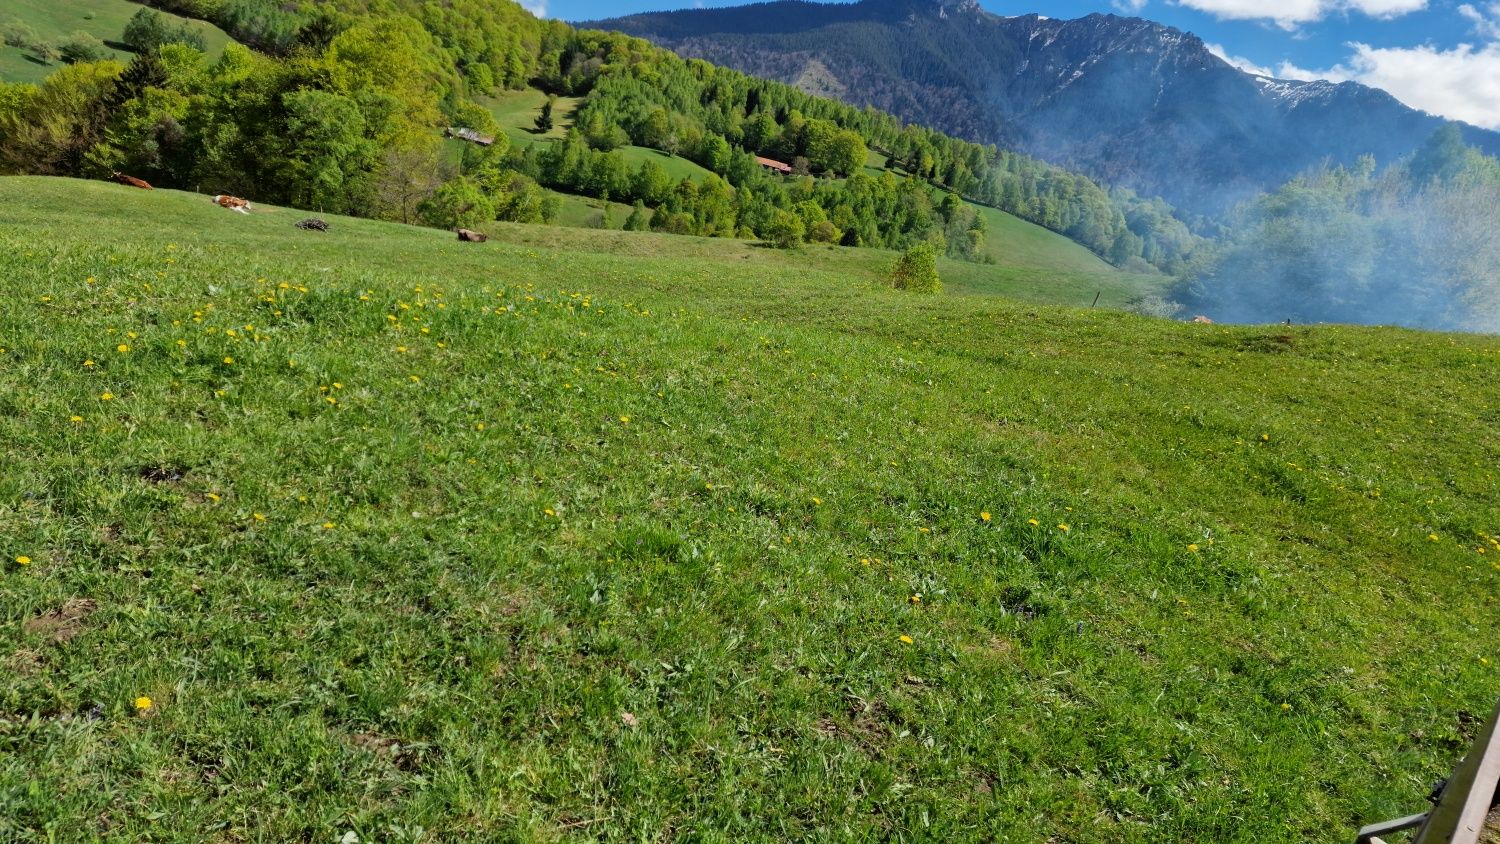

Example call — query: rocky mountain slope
[590,0,1500,213]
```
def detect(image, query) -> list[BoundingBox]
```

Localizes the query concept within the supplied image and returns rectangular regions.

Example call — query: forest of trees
[0,0,1206,269]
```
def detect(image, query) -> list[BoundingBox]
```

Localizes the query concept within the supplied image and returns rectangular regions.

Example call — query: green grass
[3,176,1497,842]
[949,205,1164,308]
[549,193,637,229]
[0,0,232,85]
[482,89,581,145]
[612,144,715,182]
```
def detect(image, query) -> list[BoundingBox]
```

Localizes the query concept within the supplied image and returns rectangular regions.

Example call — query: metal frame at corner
[1356,698,1500,844]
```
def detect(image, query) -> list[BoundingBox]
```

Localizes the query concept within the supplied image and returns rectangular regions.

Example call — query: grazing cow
[212,195,253,214]
[1191,315,1215,324]
[456,228,488,243]
[295,218,330,232]
[111,172,153,190]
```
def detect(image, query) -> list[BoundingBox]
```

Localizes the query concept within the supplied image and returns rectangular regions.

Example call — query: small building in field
[756,156,793,175]
[445,127,496,147]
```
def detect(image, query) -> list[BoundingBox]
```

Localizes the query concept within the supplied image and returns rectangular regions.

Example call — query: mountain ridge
[587,1,1500,213]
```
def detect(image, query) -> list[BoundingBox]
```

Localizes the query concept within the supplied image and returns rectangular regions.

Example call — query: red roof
[755,156,793,174]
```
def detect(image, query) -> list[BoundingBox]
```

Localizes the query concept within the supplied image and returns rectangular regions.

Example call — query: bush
[890,241,942,294]
[807,220,841,244]
[417,176,495,231]
[764,209,804,249]
[623,200,649,231]
[123,9,208,53]
[1,17,39,50]
[58,32,109,64]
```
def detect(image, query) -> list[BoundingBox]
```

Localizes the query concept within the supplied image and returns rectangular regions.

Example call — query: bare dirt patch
[22,598,98,644]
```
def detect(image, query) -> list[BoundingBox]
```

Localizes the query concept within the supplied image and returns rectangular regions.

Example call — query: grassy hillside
[485,88,716,184]
[0,0,232,85]
[2,177,1497,842]
[461,86,1150,302]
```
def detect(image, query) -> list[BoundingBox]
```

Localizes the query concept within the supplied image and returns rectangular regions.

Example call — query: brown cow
[212,195,252,214]
[111,172,153,190]
[456,228,489,243]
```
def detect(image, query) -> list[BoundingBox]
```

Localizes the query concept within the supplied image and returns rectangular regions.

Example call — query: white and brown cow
[212,195,253,214]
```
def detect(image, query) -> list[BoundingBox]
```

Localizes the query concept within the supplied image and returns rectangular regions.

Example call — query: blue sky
[534,0,1500,129]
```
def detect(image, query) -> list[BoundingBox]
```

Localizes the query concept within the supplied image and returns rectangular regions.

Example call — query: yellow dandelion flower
[116,344,130,353]
[860,558,871,566]
[1058,524,1070,532]
[1280,702,1292,711]
[15,555,32,566]
[408,375,420,383]
[99,392,114,401]
[811,497,822,506]
[980,511,992,522]
[69,415,83,423]
[544,508,556,517]
[84,359,95,367]
[223,357,234,365]
[253,513,266,522]
[918,527,931,533]
[322,522,336,530]
[474,422,486,431]
[1187,543,1200,553]
[898,635,914,645]
[134,696,153,711]
[909,594,922,604]
[205,493,221,503]
[1027,518,1040,526]
[1428,533,1440,542]
[325,396,338,405]
[619,415,630,424]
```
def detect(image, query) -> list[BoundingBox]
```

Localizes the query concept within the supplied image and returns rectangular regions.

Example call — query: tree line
[0,0,1205,270]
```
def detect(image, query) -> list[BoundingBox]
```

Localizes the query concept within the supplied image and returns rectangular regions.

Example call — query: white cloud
[1332,41,1500,128]
[521,0,547,18]
[1202,1,1500,128]
[1269,60,1351,81]
[1207,41,1353,79]
[1113,0,1149,12]
[1205,41,1276,75]
[1458,2,1500,38]
[1225,40,1500,128]
[1173,0,1427,29]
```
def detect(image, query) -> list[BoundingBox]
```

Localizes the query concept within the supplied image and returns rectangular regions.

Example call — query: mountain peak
[593,1,1500,214]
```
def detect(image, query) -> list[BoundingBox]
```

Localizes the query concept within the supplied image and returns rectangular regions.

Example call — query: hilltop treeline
[0,0,1204,269]
[1177,126,1500,332]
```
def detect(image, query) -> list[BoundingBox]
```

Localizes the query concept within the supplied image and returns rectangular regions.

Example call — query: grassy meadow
[1,176,1497,842]
[0,0,232,85]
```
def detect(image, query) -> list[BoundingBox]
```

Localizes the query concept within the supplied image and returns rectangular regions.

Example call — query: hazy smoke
[1176,158,1500,334]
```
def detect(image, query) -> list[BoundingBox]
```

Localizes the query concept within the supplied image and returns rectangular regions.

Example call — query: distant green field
[483,88,716,184]
[481,89,580,145]
[550,192,637,229]
[2,176,1496,842]
[474,87,1147,299]
[0,0,232,85]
